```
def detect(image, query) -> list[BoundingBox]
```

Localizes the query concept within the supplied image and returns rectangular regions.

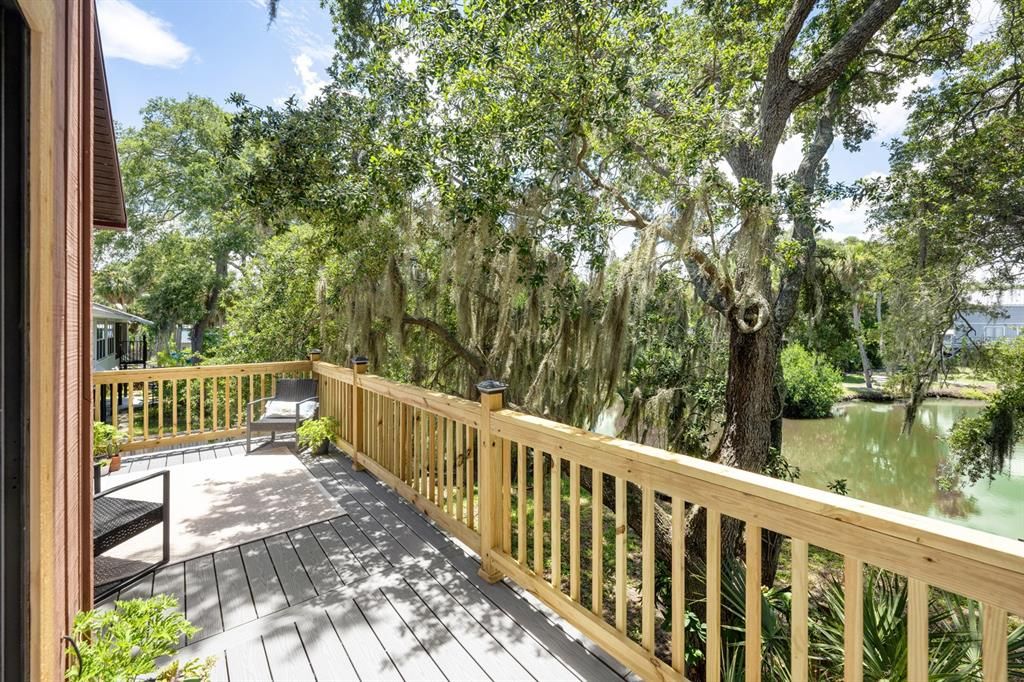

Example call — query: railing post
[351,355,368,471]
[308,348,321,363]
[476,379,507,583]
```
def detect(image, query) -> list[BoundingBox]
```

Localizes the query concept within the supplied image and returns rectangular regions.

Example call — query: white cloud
[293,53,328,104]
[820,198,872,239]
[968,0,1002,43]
[869,75,932,139]
[774,134,805,176]
[97,0,192,68]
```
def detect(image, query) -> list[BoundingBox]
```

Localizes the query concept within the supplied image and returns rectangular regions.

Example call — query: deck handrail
[91,360,314,451]
[309,358,1023,682]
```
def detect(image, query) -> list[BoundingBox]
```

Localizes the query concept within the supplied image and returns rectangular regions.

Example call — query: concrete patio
[98,439,626,681]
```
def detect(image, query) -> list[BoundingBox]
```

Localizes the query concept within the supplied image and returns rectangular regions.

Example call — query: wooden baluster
[143,381,150,440]
[351,357,367,470]
[641,485,654,651]
[476,380,506,583]
[236,375,242,431]
[533,446,544,575]
[517,443,527,565]
[467,428,476,529]
[400,403,410,485]
[457,423,465,523]
[707,509,721,682]
[94,384,100,422]
[844,557,864,682]
[109,382,116,426]
[592,468,604,617]
[171,379,178,435]
[198,378,205,434]
[448,418,456,516]
[791,539,809,682]
[982,604,1007,682]
[158,379,165,436]
[428,413,437,503]
[127,382,135,443]
[185,378,192,434]
[211,377,218,432]
[550,454,561,591]
[671,496,684,674]
[746,524,763,682]
[247,375,253,427]
[615,476,627,633]
[570,462,581,603]
[907,579,928,682]
[502,439,511,553]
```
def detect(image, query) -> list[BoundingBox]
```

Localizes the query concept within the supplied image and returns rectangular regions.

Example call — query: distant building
[92,302,153,371]
[946,291,1024,351]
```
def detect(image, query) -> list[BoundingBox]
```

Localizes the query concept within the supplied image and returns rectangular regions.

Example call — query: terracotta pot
[109,453,121,472]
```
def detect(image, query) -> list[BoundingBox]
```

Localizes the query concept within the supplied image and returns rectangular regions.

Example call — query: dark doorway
[0,2,27,680]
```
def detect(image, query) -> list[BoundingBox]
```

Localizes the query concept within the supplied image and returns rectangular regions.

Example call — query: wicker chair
[93,469,170,601]
[246,378,319,452]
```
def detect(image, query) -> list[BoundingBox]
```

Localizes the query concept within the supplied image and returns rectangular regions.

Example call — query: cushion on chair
[263,399,317,419]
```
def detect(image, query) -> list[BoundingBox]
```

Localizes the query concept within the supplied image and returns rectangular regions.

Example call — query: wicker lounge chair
[246,378,319,452]
[93,469,170,601]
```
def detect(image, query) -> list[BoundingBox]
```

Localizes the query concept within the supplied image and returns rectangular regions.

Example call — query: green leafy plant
[92,421,127,461]
[64,596,215,681]
[296,416,339,453]
[782,343,844,419]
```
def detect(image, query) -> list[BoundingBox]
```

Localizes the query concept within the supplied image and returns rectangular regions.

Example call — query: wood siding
[20,0,97,678]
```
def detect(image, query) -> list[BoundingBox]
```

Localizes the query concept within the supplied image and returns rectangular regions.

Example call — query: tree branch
[795,0,905,104]
[402,315,490,377]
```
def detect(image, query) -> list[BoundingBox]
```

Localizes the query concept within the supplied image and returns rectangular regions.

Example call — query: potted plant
[296,417,339,455]
[92,421,127,472]
[96,458,111,476]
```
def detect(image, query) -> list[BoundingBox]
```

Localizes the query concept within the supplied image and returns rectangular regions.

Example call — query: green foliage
[946,337,1024,485]
[65,596,214,682]
[781,344,843,419]
[297,417,340,452]
[91,422,127,460]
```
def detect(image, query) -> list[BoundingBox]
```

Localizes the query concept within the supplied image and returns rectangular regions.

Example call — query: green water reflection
[783,399,1024,540]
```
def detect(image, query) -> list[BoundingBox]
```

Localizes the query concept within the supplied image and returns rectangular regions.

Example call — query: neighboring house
[92,302,152,371]
[1,2,127,678]
[947,291,1024,351]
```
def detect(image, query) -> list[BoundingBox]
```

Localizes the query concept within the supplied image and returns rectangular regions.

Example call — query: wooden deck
[101,442,626,681]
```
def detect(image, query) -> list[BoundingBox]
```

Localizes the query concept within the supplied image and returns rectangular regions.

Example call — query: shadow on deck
[101,441,626,681]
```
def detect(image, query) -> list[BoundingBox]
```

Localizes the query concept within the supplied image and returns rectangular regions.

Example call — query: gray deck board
[264,533,316,605]
[330,515,392,576]
[240,539,288,618]
[310,520,370,585]
[224,637,271,681]
[326,597,402,681]
[118,573,154,601]
[185,555,223,643]
[288,526,343,595]
[381,580,488,680]
[356,590,444,681]
[213,547,257,630]
[296,610,360,681]
[262,622,316,681]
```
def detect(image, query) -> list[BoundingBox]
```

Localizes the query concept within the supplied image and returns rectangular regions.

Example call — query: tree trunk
[685,321,780,571]
[192,256,228,353]
[852,301,873,389]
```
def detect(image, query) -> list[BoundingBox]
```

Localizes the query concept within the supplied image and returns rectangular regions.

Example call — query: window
[95,322,114,359]
[984,325,1005,339]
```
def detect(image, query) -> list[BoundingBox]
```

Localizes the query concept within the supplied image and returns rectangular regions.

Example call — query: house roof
[92,24,127,230]
[92,302,151,325]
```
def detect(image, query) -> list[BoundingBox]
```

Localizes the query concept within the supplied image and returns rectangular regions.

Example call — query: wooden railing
[310,359,1024,682]
[91,360,312,451]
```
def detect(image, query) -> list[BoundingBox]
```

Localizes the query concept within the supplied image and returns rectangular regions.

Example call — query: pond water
[783,399,1024,540]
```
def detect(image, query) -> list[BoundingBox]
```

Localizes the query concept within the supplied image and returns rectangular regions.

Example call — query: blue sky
[98,0,1002,241]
